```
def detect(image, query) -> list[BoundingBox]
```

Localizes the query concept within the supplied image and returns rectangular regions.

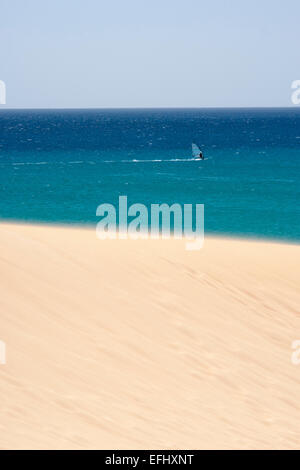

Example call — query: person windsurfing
[192,143,204,160]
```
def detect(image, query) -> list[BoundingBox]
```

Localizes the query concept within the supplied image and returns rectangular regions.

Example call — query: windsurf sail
[192,143,201,159]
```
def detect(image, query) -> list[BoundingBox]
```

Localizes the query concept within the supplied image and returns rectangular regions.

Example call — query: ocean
[0,108,300,241]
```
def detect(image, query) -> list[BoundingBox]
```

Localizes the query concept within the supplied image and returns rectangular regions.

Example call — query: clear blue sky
[0,0,299,108]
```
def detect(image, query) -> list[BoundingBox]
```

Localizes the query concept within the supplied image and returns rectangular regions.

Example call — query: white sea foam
[10,158,198,166]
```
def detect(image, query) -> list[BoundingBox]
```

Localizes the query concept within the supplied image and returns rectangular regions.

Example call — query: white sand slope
[0,223,300,449]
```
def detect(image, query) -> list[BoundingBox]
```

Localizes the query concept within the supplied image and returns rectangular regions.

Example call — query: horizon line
[0,106,298,111]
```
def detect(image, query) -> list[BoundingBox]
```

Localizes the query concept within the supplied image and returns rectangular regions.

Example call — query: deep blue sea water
[0,108,300,241]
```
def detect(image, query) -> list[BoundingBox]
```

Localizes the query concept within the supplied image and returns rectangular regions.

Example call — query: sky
[0,0,299,108]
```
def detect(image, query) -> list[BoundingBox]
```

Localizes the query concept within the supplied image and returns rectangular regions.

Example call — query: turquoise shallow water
[0,108,300,241]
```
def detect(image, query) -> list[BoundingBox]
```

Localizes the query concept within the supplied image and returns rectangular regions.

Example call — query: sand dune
[0,222,300,449]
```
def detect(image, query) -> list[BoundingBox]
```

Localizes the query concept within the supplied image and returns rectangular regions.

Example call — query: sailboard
[192,143,203,160]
